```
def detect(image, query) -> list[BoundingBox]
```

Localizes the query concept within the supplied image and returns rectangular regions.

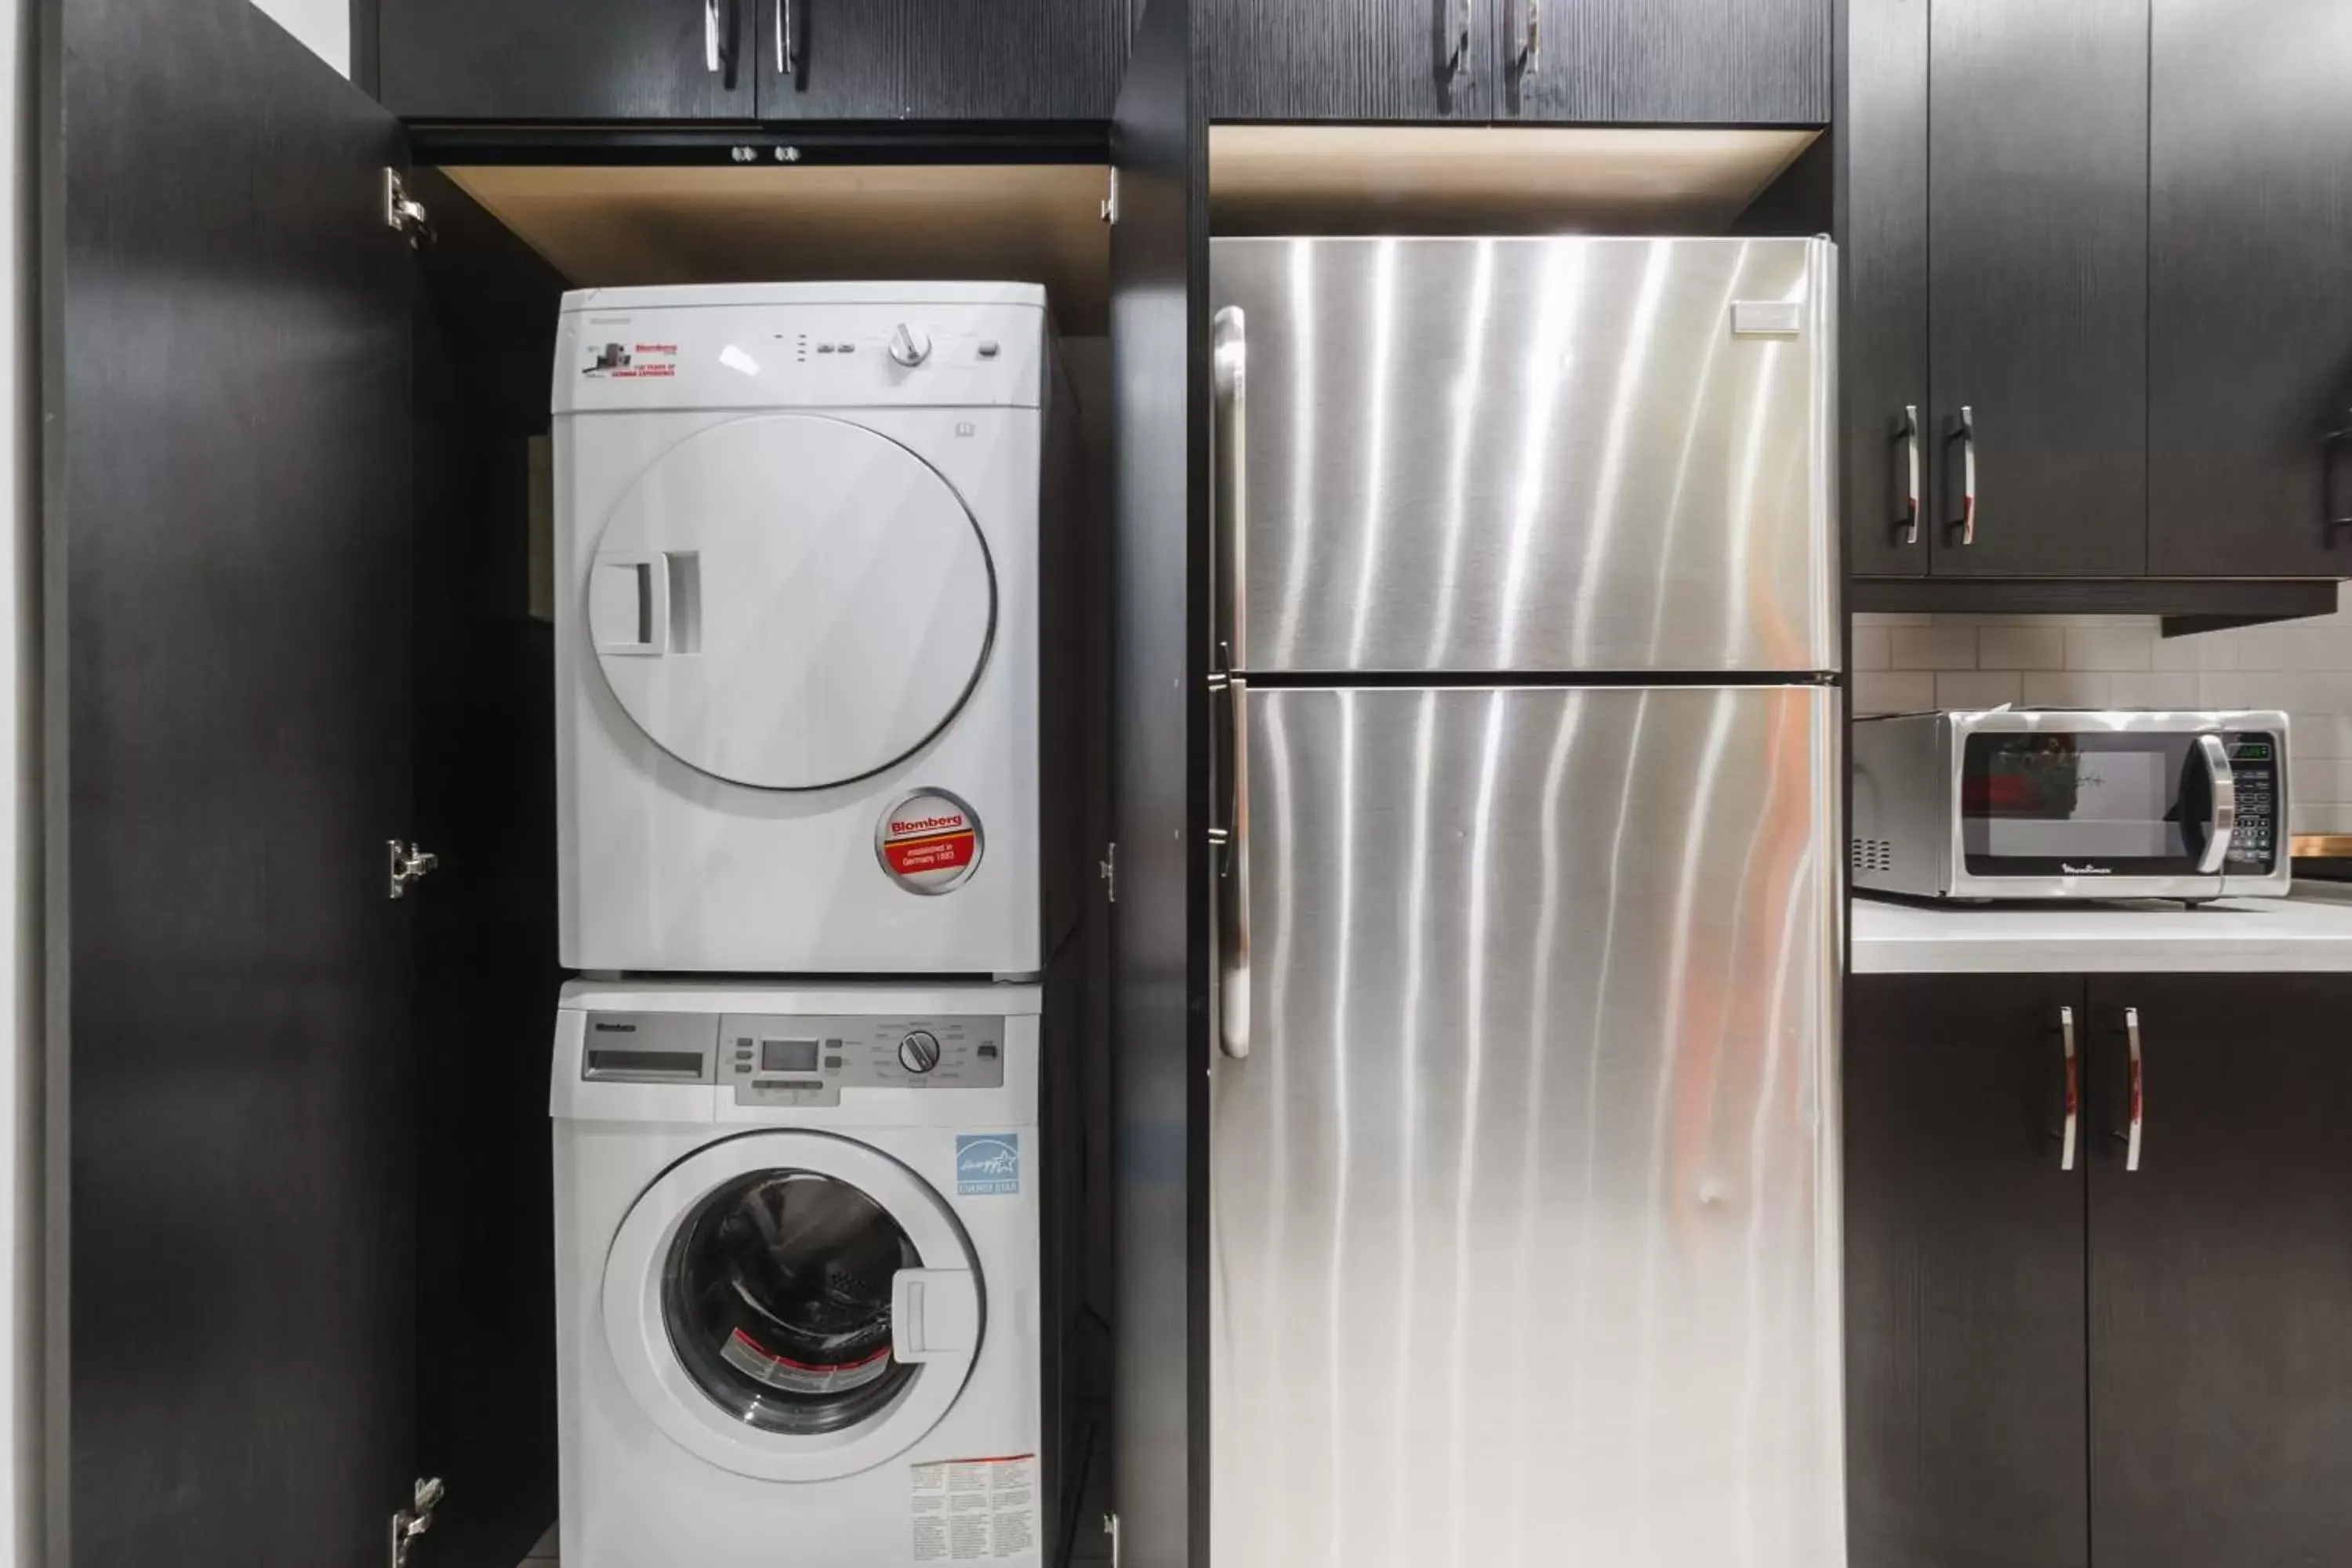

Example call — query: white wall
[250,0,349,78]
[2,0,34,1556]
[1856,586,2352,836]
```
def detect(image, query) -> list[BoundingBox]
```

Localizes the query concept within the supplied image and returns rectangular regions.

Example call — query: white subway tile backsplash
[1853,670,1935,717]
[1935,670,2023,708]
[2151,630,2238,672]
[1850,623,1891,672]
[1853,612,1936,628]
[1890,625,1977,670]
[2108,671,2201,708]
[1976,626,2066,670]
[2064,626,2154,671]
[2022,670,2115,707]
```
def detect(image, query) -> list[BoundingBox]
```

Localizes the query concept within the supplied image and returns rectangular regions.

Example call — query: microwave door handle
[2196,732,2237,876]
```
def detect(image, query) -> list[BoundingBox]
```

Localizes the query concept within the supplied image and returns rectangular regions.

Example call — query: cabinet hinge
[390,1477,445,1568]
[1101,168,1120,225]
[383,169,434,248]
[1099,842,1118,903]
[388,839,441,901]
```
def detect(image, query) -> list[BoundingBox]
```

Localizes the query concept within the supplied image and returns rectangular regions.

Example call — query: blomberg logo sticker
[956,1135,1021,1196]
[580,340,678,379]
[877,789,984,895]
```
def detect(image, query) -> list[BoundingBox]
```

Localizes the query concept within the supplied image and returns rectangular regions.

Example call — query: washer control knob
[887,323,932,367]
[898,1030,942,1074]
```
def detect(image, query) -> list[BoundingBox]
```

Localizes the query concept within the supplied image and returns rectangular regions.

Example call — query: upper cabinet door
[379,0,756,119]
[2147,2,2352,576]
[1842,0,1931,578]
[1204,0,1495,120]
[1499,0,1830,124]
[1926,0,2148,576]
[757,0,1131,118]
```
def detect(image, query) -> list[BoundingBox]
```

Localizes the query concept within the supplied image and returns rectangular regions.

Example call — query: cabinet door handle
[1895,405,1922,546]
[2122,1006,2144,1173]
[777,0,797,79]
[2058,1005,2079,1171]
[705,0,722,71]
[1516,0,1541,76]
[1450,0,1473,78]
[1947,405,1976,545]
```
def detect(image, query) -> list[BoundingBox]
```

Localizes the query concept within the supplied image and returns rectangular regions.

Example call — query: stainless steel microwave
[1853,709,2291,901]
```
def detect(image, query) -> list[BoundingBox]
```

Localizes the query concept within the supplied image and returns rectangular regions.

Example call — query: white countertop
[1851,881,2352,974]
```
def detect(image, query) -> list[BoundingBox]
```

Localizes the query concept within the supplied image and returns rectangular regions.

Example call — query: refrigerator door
[1210,236,1838,676]
[1210,684,1844,1568]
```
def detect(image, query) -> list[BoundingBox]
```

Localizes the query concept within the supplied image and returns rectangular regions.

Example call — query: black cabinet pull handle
[2058,1005,2078,1171]
[1947,405,1976,545]
[1895,405,1922,546]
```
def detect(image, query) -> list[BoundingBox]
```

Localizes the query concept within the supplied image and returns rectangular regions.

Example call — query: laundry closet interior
[40,2,1835,1563]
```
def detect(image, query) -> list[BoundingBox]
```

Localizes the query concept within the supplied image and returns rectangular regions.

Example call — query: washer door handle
[891,1269,980,1362]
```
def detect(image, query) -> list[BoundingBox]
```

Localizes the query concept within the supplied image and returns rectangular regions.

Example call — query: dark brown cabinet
[1849,970,2352,1568]
[380,0,1133,122]
[1203,0,1826,124]
[1845,974,2090,1568]
[2145,0,2352,577]
[1499,0,1830,125]
[1848,0,2352,586]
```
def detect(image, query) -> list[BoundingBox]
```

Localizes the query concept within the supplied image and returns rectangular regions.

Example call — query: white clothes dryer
[552,978,1047,1567]
[553,283,1081,976]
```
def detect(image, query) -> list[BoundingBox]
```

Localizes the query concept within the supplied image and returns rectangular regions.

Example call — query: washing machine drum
[663,1170,920,1435]
[588,413,997,792]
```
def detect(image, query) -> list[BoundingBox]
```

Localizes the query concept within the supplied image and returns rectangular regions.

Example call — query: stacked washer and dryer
[549,283,1083,1567]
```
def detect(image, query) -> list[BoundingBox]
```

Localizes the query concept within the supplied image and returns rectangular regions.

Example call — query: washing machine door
[588,414,997,791]
[603,1129,984,1483]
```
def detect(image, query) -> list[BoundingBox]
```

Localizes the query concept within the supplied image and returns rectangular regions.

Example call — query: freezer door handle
[1213,307,1248,671]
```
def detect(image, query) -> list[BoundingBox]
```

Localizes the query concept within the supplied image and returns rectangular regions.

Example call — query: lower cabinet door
[1845,975,2090,1568]
[2085,976,2352,1568]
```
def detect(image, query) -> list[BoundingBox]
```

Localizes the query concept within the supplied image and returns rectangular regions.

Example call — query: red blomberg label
[877,791,983,895]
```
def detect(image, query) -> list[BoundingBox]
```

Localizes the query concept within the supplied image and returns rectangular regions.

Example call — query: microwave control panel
[2226,734,2280,869]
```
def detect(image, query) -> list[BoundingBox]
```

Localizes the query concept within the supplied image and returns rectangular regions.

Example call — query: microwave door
[1954,727,2225,891]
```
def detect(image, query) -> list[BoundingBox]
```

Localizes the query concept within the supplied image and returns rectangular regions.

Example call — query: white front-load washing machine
[554,282,1081,977]
[553,979,1047,1567]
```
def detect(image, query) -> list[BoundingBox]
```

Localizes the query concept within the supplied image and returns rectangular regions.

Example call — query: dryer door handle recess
[891,1269,980,1363]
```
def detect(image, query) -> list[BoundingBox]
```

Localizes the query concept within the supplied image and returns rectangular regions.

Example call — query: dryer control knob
[887,323,932,367]
[898,1030,942,1074]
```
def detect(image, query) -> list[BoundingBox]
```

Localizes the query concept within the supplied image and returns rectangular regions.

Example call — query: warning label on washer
[579,339,679,379]
[877,789,984,895]
[910,1454,1040,1563]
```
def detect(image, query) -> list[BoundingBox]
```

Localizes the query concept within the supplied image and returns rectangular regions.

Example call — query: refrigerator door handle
[1209,670,1251,1059]
[1210,304,1251,1060]
[1213,306,1247,671]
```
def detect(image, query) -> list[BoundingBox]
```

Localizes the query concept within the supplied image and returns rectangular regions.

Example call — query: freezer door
[1210,684,1844,1568]
[1210,236,1838,675]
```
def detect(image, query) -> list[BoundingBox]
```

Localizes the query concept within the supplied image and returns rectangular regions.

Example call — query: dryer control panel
[719,1013,1006,1108]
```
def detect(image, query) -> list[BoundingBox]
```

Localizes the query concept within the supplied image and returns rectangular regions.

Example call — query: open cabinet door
[42,2,419,1565]
[1108,3,1209,1566]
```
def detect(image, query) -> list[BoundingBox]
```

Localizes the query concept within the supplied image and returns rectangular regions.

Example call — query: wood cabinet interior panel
[437,163,1114,333]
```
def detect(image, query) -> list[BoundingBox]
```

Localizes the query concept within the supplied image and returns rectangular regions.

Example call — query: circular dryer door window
[589,414,996,791]
[604,1130,985,1483]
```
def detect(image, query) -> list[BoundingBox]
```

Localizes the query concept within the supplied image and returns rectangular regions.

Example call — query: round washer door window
[589,415,996,791]
[604,1131,984,1483]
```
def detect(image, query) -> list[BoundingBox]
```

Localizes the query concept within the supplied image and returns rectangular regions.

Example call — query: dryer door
[589,414,997,791]
[603,1129,984,1483]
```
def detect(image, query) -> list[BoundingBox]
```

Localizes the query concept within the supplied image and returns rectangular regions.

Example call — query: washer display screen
[760,1039,821,1073]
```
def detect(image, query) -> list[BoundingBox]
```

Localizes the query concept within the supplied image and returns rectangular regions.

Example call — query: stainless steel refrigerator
[1206,237,1844,1567]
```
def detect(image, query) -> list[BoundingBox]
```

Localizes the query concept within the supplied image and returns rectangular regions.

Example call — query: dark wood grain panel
[756,0,942,119]
[1204,0,1493,122]
[1504,0,1830,125]
[380,0,753,120]
[2147,1,2352,576]
[407,169,566,1568]
[1844,975,2091,1568]
[1927,0,2148,577]
[891,0,1131,118]
[1841,0,1930,577]
[49,1,416,1564]
[2086,976,2352,1568]
[1109,2,1210,1565]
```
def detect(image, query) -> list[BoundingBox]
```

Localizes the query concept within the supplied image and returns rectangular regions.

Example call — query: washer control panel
[720,1013,1006,1108]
